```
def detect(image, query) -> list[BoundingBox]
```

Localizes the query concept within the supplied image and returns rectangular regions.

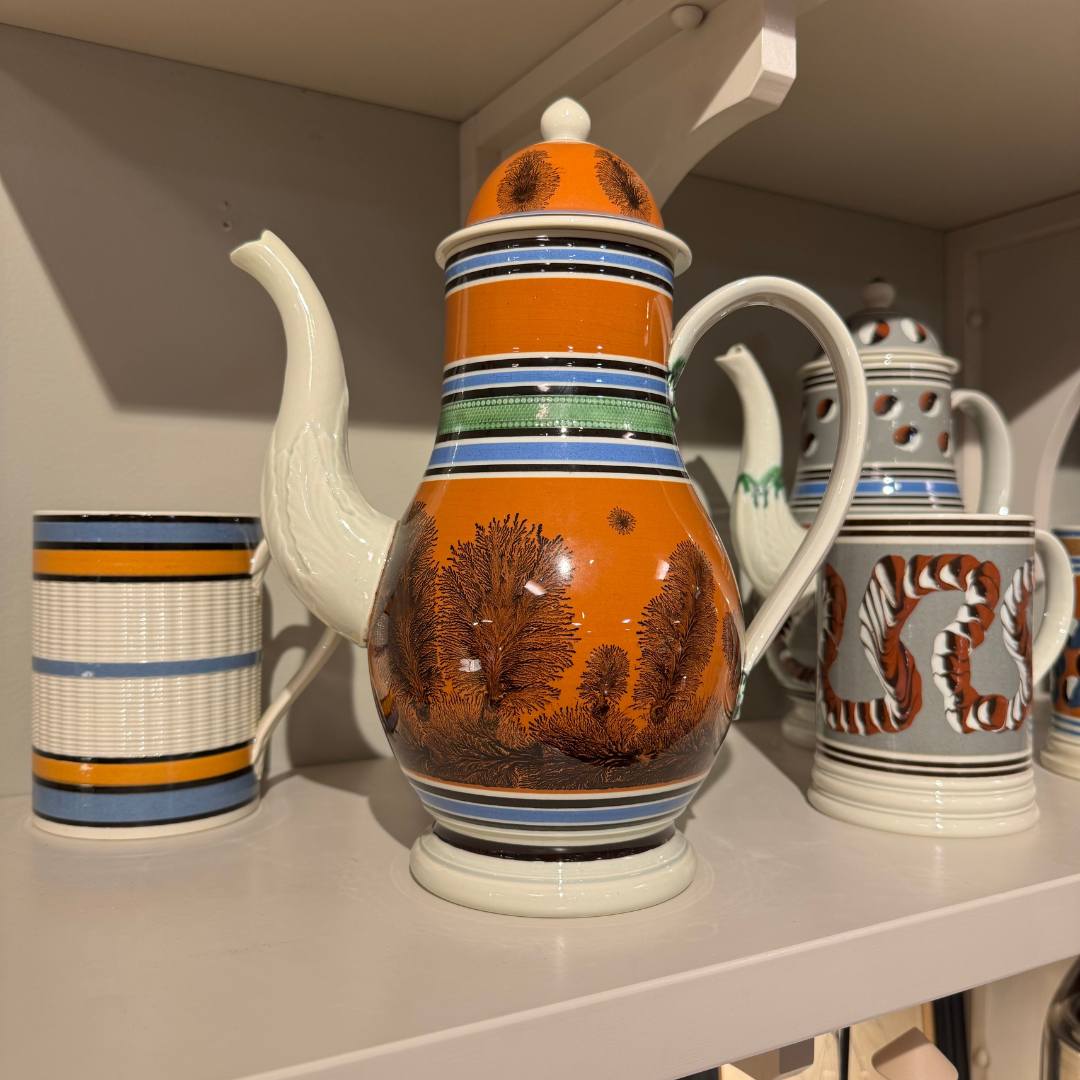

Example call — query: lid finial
[863,277,897,310]
[540,97,591,143]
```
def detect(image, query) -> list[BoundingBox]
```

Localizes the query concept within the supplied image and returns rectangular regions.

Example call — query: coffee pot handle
[1033,529,1074,684]
[669,277,868,674]
[249,539,341,767]
[951,388,1013,514]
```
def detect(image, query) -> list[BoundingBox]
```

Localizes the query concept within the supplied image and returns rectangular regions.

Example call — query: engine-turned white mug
[31,512,338,838]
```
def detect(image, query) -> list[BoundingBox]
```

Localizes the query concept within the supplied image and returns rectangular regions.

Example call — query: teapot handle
[669,276,867,674]
[951,388,1013,514]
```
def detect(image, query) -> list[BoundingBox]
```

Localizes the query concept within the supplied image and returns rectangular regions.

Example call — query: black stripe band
[835,515,1033,528]
[424,463,687,478]
[443,356,667,377]
[410,777,699,809]
[428,807,681,832]
[820,743,1030,769]
[33,766,255,795]
[446,264,672,294]
[444,384,670,405]
[820,747,1030,778]
[33,796,258,829]
[33,573,254,583]
[33,541,256,551]
[33,514,258,524]
[433,824,676,860]
[33,518,257,527]
[836,532,1032,540]
[804,369,953,382]
[434,427,675,445]
[799,467,961,477]
[445,235,674,271]
[32,740,254,765]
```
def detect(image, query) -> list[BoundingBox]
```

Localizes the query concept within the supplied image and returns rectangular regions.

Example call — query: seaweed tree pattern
[496,149,560,214]
[438,514,577,719]
[380,501,441,728]
[594,149,653,219]
[379,514,731,790]
[633,541,718,722]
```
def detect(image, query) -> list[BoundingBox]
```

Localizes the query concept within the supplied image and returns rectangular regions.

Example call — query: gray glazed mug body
[815,513,1038,778]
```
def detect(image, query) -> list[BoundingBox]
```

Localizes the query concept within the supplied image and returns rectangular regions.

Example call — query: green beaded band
[438,395,675,438]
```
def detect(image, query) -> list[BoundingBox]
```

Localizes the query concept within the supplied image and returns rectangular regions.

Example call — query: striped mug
[1042,525,1080,780]
[808,513,1073,836]
[31,512,338,838]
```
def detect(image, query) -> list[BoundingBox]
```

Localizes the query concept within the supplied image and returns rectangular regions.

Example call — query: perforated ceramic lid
[466,98,664,228]
[844,279,942,355]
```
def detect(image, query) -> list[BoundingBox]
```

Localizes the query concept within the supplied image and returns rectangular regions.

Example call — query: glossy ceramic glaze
[31,512,337,839]
[232,98,870,916]
[807,514,1073,836]
[792,281,1012,521]
[390,163,737,851]
[1042,526,1080,780]
[718,281,1014,750]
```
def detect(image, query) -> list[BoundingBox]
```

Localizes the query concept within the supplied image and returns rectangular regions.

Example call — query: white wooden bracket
[460,0,818,217]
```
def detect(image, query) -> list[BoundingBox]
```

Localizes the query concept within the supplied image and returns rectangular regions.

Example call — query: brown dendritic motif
[594,148,652,219]
[495,149,560,214]
[378,513,729,790]
[381,501,441,728]
[607,506,636,534]
[720,612,742,715]
[438,514,577,718]
[633,540,718,722]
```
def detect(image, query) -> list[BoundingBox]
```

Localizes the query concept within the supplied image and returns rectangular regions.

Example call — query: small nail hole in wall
[221,220,233,231]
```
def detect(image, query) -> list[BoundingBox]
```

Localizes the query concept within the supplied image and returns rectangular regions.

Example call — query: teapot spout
[231,231,396,645]
[714,344,810,601]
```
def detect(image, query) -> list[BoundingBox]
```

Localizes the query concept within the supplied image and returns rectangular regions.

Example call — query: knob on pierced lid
[863,277,897,310]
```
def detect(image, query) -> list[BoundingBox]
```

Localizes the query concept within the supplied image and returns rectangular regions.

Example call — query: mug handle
[249,539,341,767]
[1033,529,1074,683]
[951,388,1013,515]
[669,276,867,674]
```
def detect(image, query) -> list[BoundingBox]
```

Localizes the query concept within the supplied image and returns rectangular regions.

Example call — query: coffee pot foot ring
[409,828,697,917]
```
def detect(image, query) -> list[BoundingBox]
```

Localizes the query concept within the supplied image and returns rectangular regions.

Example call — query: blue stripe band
[33,770,258,826]
[428,440,683,468]
[445,247,674,286]
[792,479,963,498]
[442,369,668,395]
[33,520,262,545]
[32,651,261,679]
[415,789,694,825]
[1052,714,1080,733]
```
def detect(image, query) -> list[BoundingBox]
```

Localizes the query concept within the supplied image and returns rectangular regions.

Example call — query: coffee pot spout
[714,344,810,601]
[231,231,396,645]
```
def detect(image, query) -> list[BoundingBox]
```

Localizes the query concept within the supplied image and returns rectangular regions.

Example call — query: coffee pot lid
[466,98,665,228]
[845,278,943,355]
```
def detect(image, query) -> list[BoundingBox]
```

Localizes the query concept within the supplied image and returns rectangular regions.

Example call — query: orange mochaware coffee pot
[231,98,868,916]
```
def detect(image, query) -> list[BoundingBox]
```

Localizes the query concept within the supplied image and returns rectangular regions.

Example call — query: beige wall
[0,26,457,794]
[0,25,946,795]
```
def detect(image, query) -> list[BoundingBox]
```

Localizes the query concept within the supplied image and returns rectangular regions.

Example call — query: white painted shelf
[3,709,1080,1079]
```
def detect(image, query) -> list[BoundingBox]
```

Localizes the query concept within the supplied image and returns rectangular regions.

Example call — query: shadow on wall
[0,27,456,424]
[260,586,385,770]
